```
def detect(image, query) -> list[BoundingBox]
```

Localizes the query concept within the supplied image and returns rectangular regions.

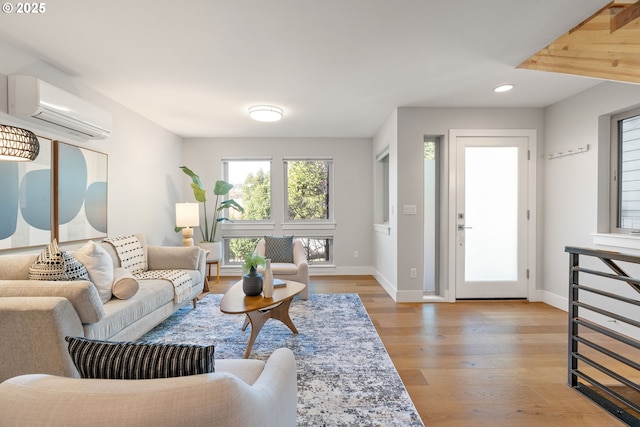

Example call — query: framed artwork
[0,137,53,250]
[55,141,108,243]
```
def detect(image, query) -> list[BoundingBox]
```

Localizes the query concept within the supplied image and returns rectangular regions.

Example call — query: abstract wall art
[55,141,108,243]
[0,137,52,250]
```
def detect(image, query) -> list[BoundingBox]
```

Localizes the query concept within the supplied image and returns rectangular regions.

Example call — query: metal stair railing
[566,246,640,427]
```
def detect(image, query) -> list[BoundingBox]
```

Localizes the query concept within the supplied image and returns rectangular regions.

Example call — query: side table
[206,260,220,284]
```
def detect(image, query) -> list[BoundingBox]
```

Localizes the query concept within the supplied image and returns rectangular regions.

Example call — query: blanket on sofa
[104,235,192,304]
[134,269,192,304]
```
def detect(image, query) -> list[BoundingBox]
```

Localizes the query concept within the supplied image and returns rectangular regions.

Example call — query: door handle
[457,225,472,230]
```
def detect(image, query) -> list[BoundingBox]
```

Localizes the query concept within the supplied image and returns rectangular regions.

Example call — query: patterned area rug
[139,293,423,426]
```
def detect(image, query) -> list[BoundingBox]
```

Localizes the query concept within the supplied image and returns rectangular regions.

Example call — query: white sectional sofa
[0,234,207,382]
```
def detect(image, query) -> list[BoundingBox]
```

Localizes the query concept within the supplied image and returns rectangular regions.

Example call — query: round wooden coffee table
[220,280,306,358]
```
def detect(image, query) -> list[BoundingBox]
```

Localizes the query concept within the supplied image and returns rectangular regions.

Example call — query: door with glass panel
[455,136,528,299]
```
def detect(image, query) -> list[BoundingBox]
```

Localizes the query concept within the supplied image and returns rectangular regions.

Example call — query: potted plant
[242,253,266,296]
[178,166,244,261]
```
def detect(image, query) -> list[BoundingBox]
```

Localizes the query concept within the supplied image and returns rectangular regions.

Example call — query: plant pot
[243,269,263,296]
[197,241,222,262]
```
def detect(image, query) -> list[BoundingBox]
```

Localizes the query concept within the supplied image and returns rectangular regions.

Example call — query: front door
[454,134,530,299]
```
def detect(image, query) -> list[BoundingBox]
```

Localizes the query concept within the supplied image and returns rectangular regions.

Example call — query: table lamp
[176,202,199,246]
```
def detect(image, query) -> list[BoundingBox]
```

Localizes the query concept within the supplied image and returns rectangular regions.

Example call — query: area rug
[139,293,423,426]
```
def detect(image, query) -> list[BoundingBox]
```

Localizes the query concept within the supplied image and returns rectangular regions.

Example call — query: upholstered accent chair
[255,237,309,300]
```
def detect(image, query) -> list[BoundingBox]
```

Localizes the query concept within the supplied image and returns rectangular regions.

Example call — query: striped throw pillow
[65,337,215,379]
[264,236,294,263]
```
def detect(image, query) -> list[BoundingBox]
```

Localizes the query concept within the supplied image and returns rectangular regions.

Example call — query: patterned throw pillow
[65,336,215,379]
[29,240,89,281]
[264,236,294,263]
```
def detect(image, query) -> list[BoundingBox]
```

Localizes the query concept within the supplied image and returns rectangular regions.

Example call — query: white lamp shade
[175,203,200,227]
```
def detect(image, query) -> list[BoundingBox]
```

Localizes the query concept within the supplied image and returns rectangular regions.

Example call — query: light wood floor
[210,275,625,427]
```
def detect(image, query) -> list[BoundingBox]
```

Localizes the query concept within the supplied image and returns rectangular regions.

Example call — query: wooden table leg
[242,298,298,358]
[244,310,271,358]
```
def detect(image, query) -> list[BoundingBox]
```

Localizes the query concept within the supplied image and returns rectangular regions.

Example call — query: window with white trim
[284,158,333,222]
[298,236,333,264]
[611,107,640,232]
[223,159,271,221]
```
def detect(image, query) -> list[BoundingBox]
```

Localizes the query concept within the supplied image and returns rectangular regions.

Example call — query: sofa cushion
[264,236,294,263]
[74,241,114,303]
[65,336,215,379]
[29,240,89,282]
[111,268,139,300]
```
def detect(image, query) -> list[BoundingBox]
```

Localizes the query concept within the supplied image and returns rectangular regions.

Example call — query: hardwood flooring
[210,275,625,427]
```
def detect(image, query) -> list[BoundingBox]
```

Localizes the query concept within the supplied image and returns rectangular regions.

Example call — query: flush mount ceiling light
[248,105,284,122]
[0,124,39,161]
[494,84,514,93]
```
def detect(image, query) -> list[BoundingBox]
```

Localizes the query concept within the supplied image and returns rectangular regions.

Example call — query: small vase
[243,267,263,296]
[263,259,273,298]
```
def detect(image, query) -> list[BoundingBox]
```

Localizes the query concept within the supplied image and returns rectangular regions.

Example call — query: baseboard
[540,290,568,312]
[309,266,375,275]
[373,271,398,301]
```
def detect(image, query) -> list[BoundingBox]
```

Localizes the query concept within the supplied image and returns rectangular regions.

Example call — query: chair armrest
[0,297,83,381]
[292,240,308,267]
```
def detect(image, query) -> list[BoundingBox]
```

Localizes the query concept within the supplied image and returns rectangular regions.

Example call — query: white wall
[375,107,545,302]
[0,40,185,249]
[543,81,640,308]
[181,137,373,274]
[372,110,398,296]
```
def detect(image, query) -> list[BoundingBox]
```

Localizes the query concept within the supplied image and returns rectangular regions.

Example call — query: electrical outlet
[410,268,417,279]
[354,250,359,258]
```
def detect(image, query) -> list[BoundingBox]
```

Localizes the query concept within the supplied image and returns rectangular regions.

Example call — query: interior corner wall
[0,40,185,250]
[542,81,640,309]
[372,110,398,298]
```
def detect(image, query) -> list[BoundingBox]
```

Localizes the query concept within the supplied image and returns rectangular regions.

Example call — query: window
[223,159,271,221]
[611,108,640,232]
[284,159,332,221]
[299,236,333,264]
[224,237,261,265]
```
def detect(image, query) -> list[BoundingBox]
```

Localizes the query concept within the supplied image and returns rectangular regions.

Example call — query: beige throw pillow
[112,267,139,300]
[75,241,114,304]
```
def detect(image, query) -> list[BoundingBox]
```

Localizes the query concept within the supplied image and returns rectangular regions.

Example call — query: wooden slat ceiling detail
[518,1,640,84]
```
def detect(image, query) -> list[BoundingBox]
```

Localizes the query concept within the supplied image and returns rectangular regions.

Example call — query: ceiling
[0,0,620,138]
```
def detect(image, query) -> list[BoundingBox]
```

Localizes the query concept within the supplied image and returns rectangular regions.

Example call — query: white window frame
[283,156,334,225]
[222,157,273,224]
[609,107,640,234]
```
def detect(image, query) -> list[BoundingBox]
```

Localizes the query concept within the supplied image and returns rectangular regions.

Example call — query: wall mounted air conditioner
[8,75,112,139]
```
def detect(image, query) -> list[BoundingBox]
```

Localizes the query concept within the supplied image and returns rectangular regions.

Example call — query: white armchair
[255,238,309,299]
[0,348,297,427]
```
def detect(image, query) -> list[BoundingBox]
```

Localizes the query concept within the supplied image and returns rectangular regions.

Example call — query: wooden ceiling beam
[611,0,640,32]
[519,2,640,84]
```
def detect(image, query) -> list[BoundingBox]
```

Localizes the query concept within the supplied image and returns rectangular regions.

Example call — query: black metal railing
[566,246,640,426]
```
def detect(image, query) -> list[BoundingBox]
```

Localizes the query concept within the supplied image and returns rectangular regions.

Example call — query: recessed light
[248,105,284,122]
[494,84,514,93]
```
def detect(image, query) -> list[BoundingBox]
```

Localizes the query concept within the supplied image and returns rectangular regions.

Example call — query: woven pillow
[264,236,294,263]
[65,336,215,379]
[29,240,89,281]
